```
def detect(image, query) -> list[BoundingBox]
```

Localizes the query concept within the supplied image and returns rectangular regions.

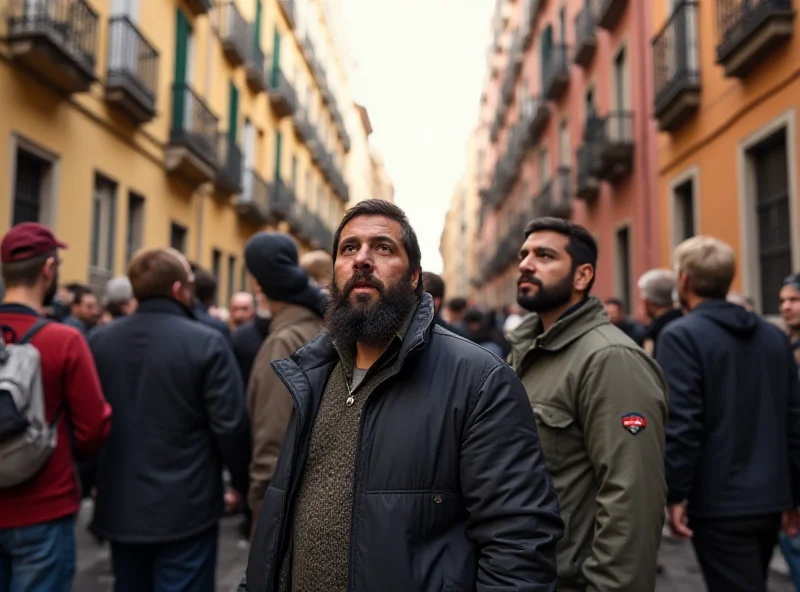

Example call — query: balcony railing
[597,0,628,30]
[576,143,601,200]
[536,167,573,218]
[185,0,211,16]
[245,24,267,93]
[653,0,701,132]
[716,0,794,78]
[278,0,295,28]
[219,1,247,66]
[215,132,243,195]
[268,65,298,118]
[167,83,219,180]
[587,112,634,181]
[575,2,598,67]
[6,0,99,93]
[272,178,297,220]
[523,95,550,144]
[238,169,271,223]
[106,16,158,123]
[292,108,312,144]
[542,44,571,101]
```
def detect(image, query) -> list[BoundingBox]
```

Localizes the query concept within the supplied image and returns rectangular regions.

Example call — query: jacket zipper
[345,337,426,591]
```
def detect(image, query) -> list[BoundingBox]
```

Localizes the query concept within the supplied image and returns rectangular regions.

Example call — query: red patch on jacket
[621,412,647,435]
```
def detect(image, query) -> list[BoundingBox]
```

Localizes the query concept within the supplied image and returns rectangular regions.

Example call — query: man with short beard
[0,223,111,591]
[243,199,562,592]
[507,217,668,592]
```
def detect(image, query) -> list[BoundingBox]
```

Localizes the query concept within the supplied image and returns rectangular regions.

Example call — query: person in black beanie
[244,232,326,523]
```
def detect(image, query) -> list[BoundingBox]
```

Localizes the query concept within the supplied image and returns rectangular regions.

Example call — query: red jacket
[0,304,111,528]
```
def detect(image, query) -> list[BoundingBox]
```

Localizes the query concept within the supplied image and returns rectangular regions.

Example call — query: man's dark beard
[517,271,574,313]
[325,270,419,349]
[43,270,58,307]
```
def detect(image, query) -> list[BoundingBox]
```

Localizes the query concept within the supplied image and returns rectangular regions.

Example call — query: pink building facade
[475,0,660,316]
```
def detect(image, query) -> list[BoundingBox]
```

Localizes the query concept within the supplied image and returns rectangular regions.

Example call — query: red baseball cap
[1,222,68,263]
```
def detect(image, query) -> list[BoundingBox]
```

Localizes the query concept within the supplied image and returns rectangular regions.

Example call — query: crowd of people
[0,200,799,592]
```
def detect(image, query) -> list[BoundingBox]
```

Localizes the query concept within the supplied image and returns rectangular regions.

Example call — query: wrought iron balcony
[522,95,550,144]
[300,33,316,70]
[597,0,628,30]
[653,0,701,132]
[166,84,219,185]
[292,108,313,145]
[309,215,333,251]
[268,65,298,118]
[575,2,598,67]
[587,112,634,181]
[576,142,601,200]
[6,0,99,93]
[215,132,243,195]
[330,164,349,202]
[238,169,271,224]
[716,0,793,78]
[288,202,312,242]
[542,44,571,101]
[272,178,296,220]
[490,112,502,144]
[219,1,247,66]
[245,24,267,93]
[535,167,573,218]
[106,15,158,124]
[278,0,295,29]
[185,0,211,16]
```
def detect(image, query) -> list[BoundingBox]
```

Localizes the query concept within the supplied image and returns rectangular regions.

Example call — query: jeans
[110,525,218,592]
[779,532,800,589]
[0,514,76,592]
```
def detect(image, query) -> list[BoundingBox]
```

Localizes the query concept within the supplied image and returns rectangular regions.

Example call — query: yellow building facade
[0,0,365,303]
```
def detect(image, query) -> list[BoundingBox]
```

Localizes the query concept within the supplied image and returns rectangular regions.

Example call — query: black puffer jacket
[244,294,562,592]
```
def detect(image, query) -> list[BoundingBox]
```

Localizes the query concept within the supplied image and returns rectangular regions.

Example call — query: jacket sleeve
[246,334,297,516]
[786,347,800,506]
[203,333,251,495]
[70,331,112,459]
[655,326,704,504]
[578,346,668,592]
[461,362,562,592]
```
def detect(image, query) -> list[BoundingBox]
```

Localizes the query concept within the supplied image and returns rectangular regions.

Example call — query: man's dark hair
[129,249,189,301]
[70,284,94,306]
[191,264,218,307]
[1,250,55,287]
[447,297,468,313]
[332,199,423,296]
[524,217,598,294]
[604,297,625,310]
[421,272,445,301]
[463,309,485,325]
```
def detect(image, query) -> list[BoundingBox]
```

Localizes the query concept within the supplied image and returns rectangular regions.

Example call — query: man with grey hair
[105,276,137,319]
[638,268,682,357]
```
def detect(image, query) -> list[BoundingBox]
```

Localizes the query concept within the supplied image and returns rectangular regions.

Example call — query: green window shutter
[228,83,239,143]
[254,0,262,47]
[271,26,280,87]
[172,9,190,131]
[274,131,282,181]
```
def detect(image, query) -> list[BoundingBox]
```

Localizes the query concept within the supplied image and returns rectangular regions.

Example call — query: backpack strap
[18,318,51,345]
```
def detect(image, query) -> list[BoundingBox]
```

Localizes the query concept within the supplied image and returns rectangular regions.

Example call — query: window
[559,120,570,166]
[91,174,117,272]
[752,131,791,315]
[12,149,48,225]
[291,155,298,189]
[539,148,550,187]
[672,179,695,245]
[227,254,236,303]
[615,226,632,309]
[170,222,187,252]
[211,249,222,286]
[614,47,628,111]
[240,263,249,292]
[305,170,312,204]
[274,131,283,181]
[126,192,145,263]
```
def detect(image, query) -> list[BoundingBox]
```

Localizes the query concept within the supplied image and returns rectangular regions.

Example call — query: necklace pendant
[346,396,355,407]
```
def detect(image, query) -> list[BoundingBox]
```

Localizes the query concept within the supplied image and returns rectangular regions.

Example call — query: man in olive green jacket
[509,217,668,592]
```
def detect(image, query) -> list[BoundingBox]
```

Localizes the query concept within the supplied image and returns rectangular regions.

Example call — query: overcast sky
[341,0,494,274]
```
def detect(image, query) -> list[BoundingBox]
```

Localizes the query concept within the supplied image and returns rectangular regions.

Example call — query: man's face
[517,230,581,314]
[780,284,800,331]
[74,294,100,326]
[43,259,59,307]
[326,215,420,347]
[605,303,624,324]
[230,293,255,326]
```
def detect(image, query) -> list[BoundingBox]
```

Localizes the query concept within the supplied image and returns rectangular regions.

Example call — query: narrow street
[73,502,796,592]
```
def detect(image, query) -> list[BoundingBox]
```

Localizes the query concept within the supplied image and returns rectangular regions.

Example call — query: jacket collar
[509,295,610,356]
[270,303,323,334]
[136,297,196,320]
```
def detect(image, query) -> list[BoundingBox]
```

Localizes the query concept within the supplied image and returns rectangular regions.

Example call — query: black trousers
[689,513,781,592]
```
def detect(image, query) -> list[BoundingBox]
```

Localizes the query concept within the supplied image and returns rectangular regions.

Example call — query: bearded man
[507,217,668,592]
[243,199,563,592]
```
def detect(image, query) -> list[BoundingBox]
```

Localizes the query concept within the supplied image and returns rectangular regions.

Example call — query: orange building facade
[653,0,798,316]
[475,0,661,313]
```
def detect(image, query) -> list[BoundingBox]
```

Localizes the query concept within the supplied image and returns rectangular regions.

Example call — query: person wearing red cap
[0,222,111,592]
